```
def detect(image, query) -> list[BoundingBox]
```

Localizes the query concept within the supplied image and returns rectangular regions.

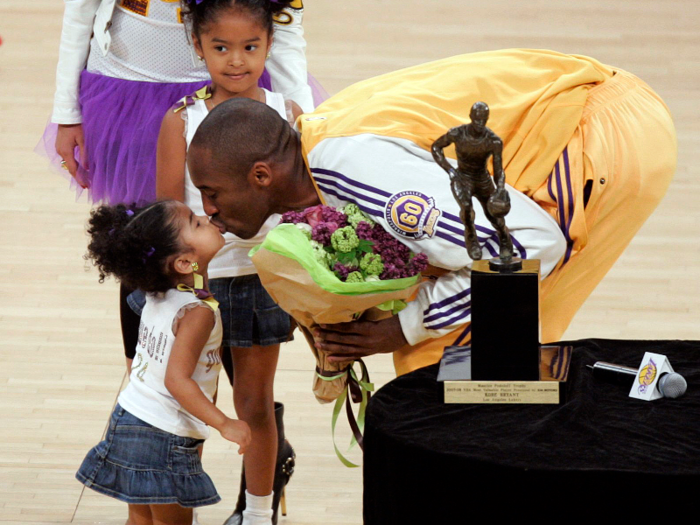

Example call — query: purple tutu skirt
[37,69,328,206]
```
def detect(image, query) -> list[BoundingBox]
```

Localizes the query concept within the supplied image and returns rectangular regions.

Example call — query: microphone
[587,361,687,399]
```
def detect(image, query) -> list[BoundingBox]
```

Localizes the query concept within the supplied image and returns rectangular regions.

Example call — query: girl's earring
[192,262,199,272]
[266,52,271,59]
[197,55,204,62]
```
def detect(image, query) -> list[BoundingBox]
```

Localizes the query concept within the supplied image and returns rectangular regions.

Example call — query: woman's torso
[87,1,210,82]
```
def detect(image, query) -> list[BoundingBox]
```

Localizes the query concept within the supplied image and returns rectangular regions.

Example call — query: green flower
[359,252,384,276]
[348,214,366,228]
[346,271,365,283]
[310,240,331,268]
[331,226,359,253]
[326,252,338,268]
[343,203,361,216]
[344,203,375,228]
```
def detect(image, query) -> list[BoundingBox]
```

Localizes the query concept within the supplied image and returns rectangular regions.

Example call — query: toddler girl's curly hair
[85,201,185,293]
[182,0,295,38]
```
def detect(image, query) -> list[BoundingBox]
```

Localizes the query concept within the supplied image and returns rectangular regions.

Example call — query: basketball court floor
[0,1,698,523]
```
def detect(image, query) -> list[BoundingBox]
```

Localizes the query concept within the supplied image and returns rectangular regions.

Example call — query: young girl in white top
[156,2,302,524]
[77,200,251,525]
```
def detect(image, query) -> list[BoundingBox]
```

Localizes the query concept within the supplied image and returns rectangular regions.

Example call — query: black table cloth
[363,339,700,522]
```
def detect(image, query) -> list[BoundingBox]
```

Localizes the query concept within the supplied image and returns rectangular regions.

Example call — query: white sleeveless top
[87,1,209,82]
[182,88,292,279]
[118,289,223,440]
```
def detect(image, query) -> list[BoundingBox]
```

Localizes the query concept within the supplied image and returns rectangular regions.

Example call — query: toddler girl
[77,201,251,525]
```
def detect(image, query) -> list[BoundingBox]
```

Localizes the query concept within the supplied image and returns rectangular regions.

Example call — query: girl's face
[194,8,272,100]
[172,202,225,268]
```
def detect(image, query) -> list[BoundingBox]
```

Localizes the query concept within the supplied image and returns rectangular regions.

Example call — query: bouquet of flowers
[250,203,428,404]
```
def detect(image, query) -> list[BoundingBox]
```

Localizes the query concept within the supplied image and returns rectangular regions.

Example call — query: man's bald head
[189,97,294,180]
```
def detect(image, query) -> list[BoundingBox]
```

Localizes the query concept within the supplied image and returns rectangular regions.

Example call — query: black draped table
[363,339,700,522]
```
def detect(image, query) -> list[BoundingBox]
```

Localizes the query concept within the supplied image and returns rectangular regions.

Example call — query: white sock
[241,490,274,525]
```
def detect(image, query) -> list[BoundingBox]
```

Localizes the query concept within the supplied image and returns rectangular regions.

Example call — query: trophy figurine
[432,101,521,272]
[432,101,549,386]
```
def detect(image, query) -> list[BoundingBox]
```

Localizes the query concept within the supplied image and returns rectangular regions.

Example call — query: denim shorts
[76,404,220,508]
[209,274,292,348]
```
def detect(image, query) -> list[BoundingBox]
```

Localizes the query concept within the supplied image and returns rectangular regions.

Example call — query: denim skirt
[209,274,292,348]
[76,404,220,507]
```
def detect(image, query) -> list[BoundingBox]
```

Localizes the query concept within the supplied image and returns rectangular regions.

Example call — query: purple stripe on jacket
[315,184,383,217]
[562,148,575,265]
[425,308,471,330]
[424,287,471,315]
[454,324,472,345]
[547,170,557,203]
[311,168,392,197]
[437,219,497,243]
[313,176,386,208]
[424,300,472,324]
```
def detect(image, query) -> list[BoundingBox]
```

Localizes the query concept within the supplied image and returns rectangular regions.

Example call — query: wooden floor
[1,1,698,523]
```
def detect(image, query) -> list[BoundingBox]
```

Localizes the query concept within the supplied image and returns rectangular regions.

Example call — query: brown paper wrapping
[252,248,420,403]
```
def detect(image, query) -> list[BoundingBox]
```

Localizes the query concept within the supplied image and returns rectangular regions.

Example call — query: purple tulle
[36,68,326,206]
[36,71,210,206]
[307,72,329,109]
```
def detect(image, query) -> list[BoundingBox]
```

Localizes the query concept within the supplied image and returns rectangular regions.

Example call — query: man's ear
[249,161,273,188]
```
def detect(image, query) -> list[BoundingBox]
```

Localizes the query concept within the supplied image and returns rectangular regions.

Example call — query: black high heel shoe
[224,402,295,525]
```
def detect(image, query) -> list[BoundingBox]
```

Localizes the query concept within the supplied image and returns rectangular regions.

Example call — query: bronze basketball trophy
[432,102,567,403]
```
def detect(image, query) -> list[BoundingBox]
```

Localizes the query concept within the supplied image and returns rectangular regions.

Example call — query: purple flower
[321,207,348,227]
[409,253,429,274]
[333,262,359,282]
[311,221,339,245]
[380,263,403,280]
[280,210,307,224]
[282,204,428,282]
[355,221,374,241]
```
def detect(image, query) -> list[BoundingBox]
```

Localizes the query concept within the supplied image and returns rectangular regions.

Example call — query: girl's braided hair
[85,201,185,293]
[182,0,295,38]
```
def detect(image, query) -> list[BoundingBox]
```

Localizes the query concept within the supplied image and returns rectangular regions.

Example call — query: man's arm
[316,316,406,365]
[309,136,568,362]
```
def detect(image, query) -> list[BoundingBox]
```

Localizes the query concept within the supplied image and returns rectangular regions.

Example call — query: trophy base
[444,380,560,404]
[438,344,571,405]
[488,256,523,272]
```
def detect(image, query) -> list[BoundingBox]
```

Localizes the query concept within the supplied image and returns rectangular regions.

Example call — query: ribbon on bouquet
[316,359,374,468]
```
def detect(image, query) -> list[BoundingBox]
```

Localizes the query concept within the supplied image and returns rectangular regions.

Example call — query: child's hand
[219,418,252,454]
